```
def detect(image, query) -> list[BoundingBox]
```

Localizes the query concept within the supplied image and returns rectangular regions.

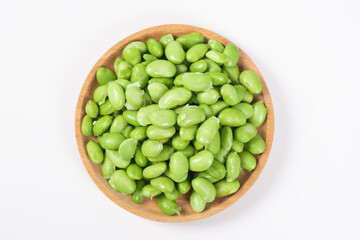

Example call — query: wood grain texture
[75,24,274,222]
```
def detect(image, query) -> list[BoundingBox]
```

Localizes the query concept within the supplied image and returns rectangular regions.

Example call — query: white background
[1,0,359,239]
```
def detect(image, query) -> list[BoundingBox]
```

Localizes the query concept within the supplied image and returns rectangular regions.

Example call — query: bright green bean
[85,100,99,118]
[86,140,104,164]
[81,115,93,136]
[245,134,265,154]
[249,101,267,127]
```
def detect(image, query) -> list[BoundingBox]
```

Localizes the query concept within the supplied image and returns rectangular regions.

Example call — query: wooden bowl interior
[75,24,274,222]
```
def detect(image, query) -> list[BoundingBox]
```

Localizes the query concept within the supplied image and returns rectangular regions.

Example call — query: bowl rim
[75,24,274,222]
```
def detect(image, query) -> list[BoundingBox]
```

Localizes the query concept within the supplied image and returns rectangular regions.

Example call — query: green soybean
[192,177,216,202]
[147,82,168,103]
[164,169,188,183]
[126,163,143,180]
[196,89,220,105]
[177,179,191,194]
[231,140,244,153]
[130,64,149,88]
[143,54,158,62]
[160,33,174,47]
[222,65,240,84]
[146,38,163,58]
[81,115,93,136]
[151,176,175,193]
[114,57,125,75]
[175,64,188,75]
[249,101,267,127]
[148,145,174,162]
[193,139,204,150]
[118,138,138,161]
[99,99,115,116]
[122,125,133,138]
[96,67,116,85]
[93,85,108,104]
[205,50,229,65]
[146,125,176,140]
[196,117,220,146]
[226,152,241,182]
[148,77,174,88]
[210,101,228,115]
[186,43,209,63]
[106,149,130,168]
[205,160,226,180]
[93,116,113,136]
[204,58,221,72]
[242,89,254,103]
[208,39,224,52]
[204,72,229,86]
[220,84,240,106]
[220,126,233,150]
[141,140,163,158]
[130,126,147,140]
[190,191,207,212]
[223,43,239,67]
[172,134,190,150]
[116,61,132,80]
[101,132,125,150]
[132,180,146,204]
[206,131,221,155]
[112,170,136,194]
[107,82,125,110]
[142,184,161,199]
[179,125,198,141]
[86,140,104,164]
[176,32,205,50]
[189,59,207,73]
[177,106,205,127]
[123,110,140,126]
[158,87,192,109]
[99,160,115,188]
[218,108,246,127]
[239,70,262,94]
[122,47,142,66]
[234,123,257,143]
[165,188,180,200]
[198,104,215,118]
[137,104,160,126]
[245,134,265,154]
[148,110,177,128]
[125,41,147,54]
[239,150,257,171]
[215,179,240,197]
[157,194,181,215]
[169,152,189,179]
[196,171,219,183]
[233,103,254,119]
[125,83,144,110]
[135,147,148,167]
[177,145,195,158]
[143,162,167,179]
[215,147,230,164]
[109,175,119,192]
[114,78,131,89]
[189,150,214,172]
[165,41,185,64]
[145,60,176,78]
[182,73,212,92]
[85,100,99,118]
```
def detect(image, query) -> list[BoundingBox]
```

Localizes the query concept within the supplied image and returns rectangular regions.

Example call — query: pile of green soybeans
[81,32,267,215]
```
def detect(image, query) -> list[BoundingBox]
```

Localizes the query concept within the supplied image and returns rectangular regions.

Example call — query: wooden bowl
[75,24,274,222]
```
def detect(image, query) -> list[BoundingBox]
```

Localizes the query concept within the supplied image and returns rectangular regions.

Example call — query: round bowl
[75,24,274,222]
